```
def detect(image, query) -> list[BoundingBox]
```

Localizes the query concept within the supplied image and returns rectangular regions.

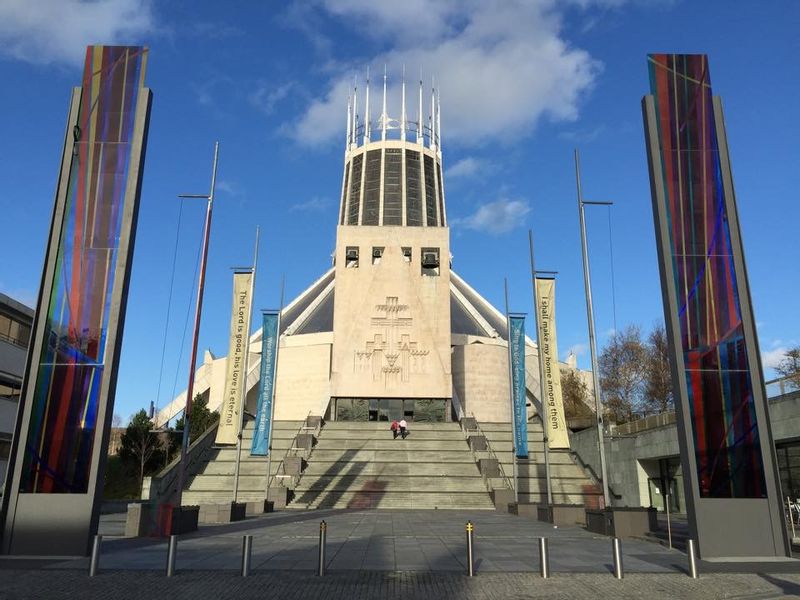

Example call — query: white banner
[536,278,570,449]
[215,271,253,445]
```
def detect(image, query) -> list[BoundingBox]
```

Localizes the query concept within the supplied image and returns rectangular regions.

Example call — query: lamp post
[574,148,612,509]
[175,142,219,508]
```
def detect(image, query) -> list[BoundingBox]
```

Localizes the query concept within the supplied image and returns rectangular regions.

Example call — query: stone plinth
[538,504,587,526]
[585,507,657,537]
[468,435,487,451]
[125,503,199,537]
[198,502,247,524]
[478,458,500,477]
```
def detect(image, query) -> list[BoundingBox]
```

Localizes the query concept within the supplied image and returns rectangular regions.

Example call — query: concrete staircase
[479,419,603,508]
[181,419,303,505]
[287,422,496,510]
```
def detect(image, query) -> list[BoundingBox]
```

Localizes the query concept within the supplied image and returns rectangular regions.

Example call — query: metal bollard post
[687,539,699,579]
[88,535,102,577]
[611,537,623,579]
[317,521,327,576]
[665,492,672,549]
[166,535,178,577]
[241,535,253,577]
[538,537,549,579]
[466,521,475,577]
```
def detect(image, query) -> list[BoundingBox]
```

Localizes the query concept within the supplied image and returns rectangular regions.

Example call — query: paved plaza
[1,509,799,598]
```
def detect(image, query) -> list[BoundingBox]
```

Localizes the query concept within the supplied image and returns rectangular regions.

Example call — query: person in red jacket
[390,420,399,439]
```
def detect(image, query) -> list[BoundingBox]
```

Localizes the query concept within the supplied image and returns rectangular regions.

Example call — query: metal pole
[504,279,519,504]
[529,230,553,508]
[318,520,327,576]
[466,521,475,576]
[241,535,253,577]
[574,149,611,509]
[538,537,550,578]
[611,537,623,579]
[166,535,178,577]
[176,142,220,508]
[88,535,102,577]
[233,227,260,504]
[264,278,285,503]
[665,491,672,549]
[687,539,698,578]
[788,497,797,541]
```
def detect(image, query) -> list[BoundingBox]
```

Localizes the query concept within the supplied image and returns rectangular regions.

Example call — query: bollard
[538,537,549,579]
[687,539,699,579]
[466,521,475,577]
[317,521,327,576]
[665,492,672,549]
[166,535,178,577]
[88,535,102,577]
[241,535,253,577]
[611,537,623,579]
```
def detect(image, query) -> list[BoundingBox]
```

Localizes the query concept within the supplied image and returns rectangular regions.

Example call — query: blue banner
[509,315,528,457]
[251,311,279,455]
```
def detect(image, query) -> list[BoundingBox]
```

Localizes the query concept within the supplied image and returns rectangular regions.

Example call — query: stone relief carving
[354,296,429,386]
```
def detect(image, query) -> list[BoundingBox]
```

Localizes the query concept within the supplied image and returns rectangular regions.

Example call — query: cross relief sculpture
[354,296,429,386]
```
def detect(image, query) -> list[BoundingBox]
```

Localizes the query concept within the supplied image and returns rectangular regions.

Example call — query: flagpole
[504,278,519,504]
[575,148,612,508]
[529,229,554,508]
[264,277,285,502]
[233,226,259,504]
[175,141,219,509]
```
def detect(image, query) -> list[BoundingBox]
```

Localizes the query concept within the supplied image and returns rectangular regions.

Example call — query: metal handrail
[266,411,314,492]
[464,414,512,492]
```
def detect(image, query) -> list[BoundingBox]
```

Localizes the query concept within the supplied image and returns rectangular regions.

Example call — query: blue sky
[0,1,798,422]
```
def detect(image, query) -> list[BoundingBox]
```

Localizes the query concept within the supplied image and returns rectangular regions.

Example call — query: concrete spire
[364,67,371,144]
[431,76,436,150]
[417,72,424,144]
[346,93,351,151]
[352,76,358,149]
[381,64,387,141]
[401,65,407,142]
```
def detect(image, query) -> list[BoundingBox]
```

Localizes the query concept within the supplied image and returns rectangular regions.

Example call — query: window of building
[372,247,384,265]
[402,247,412,263]
[421,247,440,276]
[345,247,359,268]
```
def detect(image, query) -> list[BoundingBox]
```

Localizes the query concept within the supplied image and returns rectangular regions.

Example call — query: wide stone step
[302,462,481,477]
[183,491,267,504]
[309,450,477,462]
[200,461,284,476]
[314,440,471,451]
[323,422,462,431]
[317,430,468,441]
[187,474,268,491]
[294,475,488,493]
[291,491,495,510]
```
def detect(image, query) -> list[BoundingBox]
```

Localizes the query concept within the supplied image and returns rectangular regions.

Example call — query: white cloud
[566,343,589,358]
[292,0,603,147]
[762,347,788,370]
[0,0,156,67]
[451,198,530,235]
[290,196,332,212]
[249,81,296,116]
[446,157,480,179]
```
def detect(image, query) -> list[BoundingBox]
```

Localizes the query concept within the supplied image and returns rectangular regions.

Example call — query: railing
[267,412,315,492]
[464,415,512,493]
[142,420,220,505]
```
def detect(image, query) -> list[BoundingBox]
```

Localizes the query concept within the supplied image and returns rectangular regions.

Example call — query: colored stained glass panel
[21,46,147,493]
[648,54,765,498]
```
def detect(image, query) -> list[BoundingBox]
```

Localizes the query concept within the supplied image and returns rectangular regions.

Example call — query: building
[145,74,601,510]
[156,75,587,429]
[0,293,33,484]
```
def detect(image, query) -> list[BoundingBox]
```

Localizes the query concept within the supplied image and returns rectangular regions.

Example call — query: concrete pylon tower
[332,69,452,408]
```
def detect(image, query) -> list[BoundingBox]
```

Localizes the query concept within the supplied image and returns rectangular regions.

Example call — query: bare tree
[598,325,647,423]
[644,322,674,414]
[111,413,123,428]
[776,347,800,391]
[119,410,161,489]
[561,369,594,420]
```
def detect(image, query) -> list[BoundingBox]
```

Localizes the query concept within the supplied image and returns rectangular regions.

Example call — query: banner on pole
[509,314,528,458]
[215,272,253,445]
[535,278,570,449]
[251,311,279,455]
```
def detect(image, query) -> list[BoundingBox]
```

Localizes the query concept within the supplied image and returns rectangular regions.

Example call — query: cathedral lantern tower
[331,69,452,416]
